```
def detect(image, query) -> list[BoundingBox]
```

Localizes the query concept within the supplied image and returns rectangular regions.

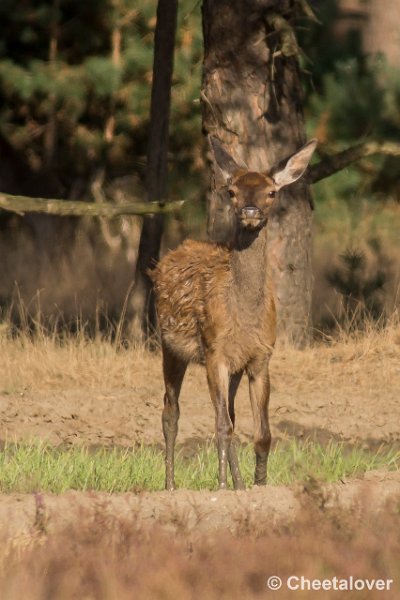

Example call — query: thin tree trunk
[44,0,60,170]
[202,0,313,345]
[339,0,400,66]
[130,0,178,340]
[362,0,400,65]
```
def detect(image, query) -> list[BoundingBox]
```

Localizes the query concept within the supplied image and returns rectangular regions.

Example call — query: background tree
[202,0,315,344]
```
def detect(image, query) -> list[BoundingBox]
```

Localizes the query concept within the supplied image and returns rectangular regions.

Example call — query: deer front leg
[247,356,272,486]
[228,370,245,490]
[161,345,187,491]
[206,357,234,490]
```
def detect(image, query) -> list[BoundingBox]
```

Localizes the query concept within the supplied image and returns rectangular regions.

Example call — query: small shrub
[325,243,391,329]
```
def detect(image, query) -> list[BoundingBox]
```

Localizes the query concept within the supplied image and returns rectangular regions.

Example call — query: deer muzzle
[239,206,265,229]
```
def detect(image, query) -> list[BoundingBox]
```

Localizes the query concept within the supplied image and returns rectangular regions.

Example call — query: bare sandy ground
[0,470,399,538]
[1,352,399,449]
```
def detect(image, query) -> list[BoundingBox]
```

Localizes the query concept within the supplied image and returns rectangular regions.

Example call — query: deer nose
[240,206,262,219]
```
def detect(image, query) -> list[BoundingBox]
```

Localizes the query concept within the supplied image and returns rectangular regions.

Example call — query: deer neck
[229,226,269,313]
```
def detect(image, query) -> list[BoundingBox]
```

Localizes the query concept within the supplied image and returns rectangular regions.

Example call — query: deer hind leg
[205,356,235,490]
[161,344,187,491]
[228,370,245,490]
[247,357,271,486]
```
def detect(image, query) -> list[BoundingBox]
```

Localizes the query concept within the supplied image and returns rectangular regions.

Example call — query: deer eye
[228,189,236,198]
[268,191,276,198]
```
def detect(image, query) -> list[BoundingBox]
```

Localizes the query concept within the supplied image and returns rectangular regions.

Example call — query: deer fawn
[151,137,317,490]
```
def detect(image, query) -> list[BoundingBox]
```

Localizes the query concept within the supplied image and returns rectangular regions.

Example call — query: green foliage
[84,57,122,96]
[299,0,400,205]
[309,58,384,141]
[0,439,398,493]
[0,0,203,200]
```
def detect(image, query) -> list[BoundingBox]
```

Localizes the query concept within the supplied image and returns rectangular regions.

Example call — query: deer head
[210,137,317,230]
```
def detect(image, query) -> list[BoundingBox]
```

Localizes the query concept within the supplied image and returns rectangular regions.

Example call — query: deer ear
[208,135,241,184]
[272,139,317,190]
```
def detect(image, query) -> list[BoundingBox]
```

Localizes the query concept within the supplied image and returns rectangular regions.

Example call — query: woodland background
[1,0,400,335]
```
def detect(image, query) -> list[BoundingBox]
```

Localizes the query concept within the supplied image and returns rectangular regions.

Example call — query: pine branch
[0,192,184,218]
[309,141,400,184]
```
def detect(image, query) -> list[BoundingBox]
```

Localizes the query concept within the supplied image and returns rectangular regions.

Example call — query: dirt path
[0,360,399,449]
[1,470,399,538]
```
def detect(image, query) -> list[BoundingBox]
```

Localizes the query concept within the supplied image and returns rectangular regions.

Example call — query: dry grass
[0,506,399,599]
[272,314,400,397]
[0,324,159,392]
[1,312,399,396]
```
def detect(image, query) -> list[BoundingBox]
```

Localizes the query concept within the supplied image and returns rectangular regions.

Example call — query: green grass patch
[0,439,398,494]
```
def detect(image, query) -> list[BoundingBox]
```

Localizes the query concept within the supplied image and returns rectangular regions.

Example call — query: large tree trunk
[129,0,178,340]
[202,0,313,345]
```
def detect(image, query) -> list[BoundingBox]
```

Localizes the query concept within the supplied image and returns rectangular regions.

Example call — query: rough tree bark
[130,0,178,340]
[202,0,313,344]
